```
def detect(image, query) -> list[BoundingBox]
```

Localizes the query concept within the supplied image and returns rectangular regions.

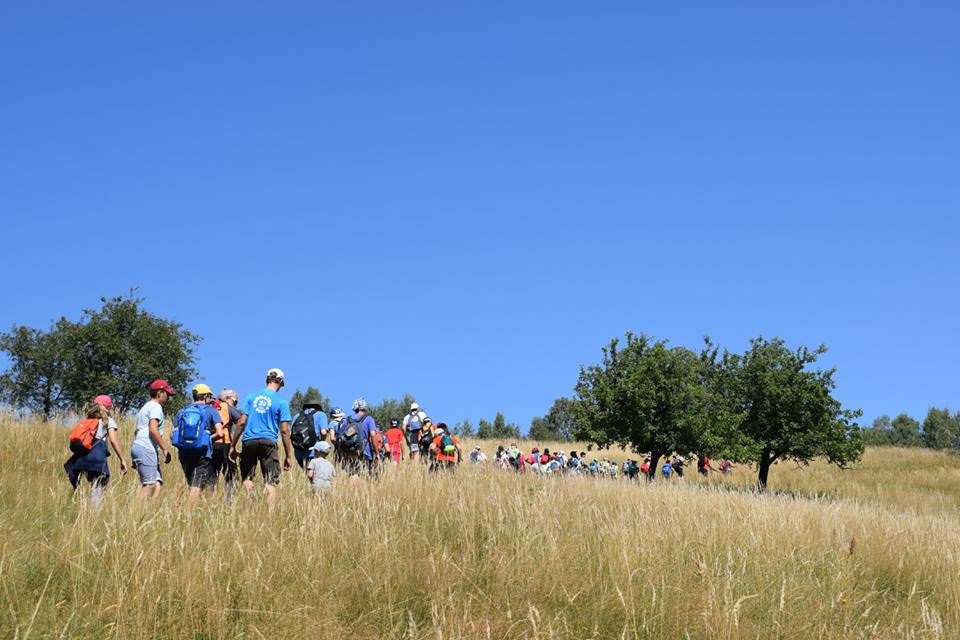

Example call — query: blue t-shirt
[291,408,329,459]
[242,388,292,441]
[338,413,377,460]
[174,403,222,458]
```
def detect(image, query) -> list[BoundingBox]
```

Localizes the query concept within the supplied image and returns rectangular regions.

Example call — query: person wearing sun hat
[131,379,176,499]
[232,368,293,505]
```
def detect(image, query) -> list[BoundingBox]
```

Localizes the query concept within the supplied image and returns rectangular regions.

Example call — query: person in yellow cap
[172,383,224,503]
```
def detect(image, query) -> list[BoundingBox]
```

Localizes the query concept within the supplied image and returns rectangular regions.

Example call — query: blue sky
[1,1,957,430]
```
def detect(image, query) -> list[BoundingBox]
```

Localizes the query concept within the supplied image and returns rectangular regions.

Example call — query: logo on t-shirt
[253,395,272,415]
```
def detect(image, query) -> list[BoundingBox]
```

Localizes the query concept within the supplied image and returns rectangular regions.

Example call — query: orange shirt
[431,434,460,462]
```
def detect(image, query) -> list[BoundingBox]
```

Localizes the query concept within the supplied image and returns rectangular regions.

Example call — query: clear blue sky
[1,2,957,430]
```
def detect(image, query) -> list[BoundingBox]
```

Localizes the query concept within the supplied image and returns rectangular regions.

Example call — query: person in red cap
[64,394,128,507]
[131,379,176,499]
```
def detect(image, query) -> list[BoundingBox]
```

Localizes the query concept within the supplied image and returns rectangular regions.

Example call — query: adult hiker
[334,397,380,481]
[402,402,427,460]
[172,384,225,502]
[211,388,246,498]
[417,417,435,464]
[131,379,176,499]
[231,368,294,505]
[429,423,461,472]
[64,395,128,507]
[385,418,405,465]
[290,393,329,471]
[327,407,344,446]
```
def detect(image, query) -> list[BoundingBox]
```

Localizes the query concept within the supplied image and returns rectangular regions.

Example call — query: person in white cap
[402,402,428,460]
[231,368,293,506]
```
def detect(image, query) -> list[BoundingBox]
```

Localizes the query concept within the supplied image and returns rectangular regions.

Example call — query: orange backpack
[69,418,102,454]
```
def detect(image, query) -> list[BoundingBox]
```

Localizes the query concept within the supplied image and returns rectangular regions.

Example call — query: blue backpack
[173,404,210,451]
[662,462,672,476]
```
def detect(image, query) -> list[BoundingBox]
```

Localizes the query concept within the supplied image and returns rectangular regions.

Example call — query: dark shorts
[406,429,421,452]
[178,450,214,489]
[339,453,373,477]
[240,439,281,486]
[211,445,237,484]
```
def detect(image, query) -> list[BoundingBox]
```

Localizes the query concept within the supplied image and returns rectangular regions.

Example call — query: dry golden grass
[1,416,958,639]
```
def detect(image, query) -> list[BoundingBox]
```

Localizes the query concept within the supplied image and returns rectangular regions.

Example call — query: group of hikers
[63,368,734,506]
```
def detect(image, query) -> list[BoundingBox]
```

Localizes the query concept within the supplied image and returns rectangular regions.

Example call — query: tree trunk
[647,450,662,481]
[757,452,773,493]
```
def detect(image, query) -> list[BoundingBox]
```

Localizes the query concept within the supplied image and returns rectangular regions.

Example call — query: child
[306,441,336,492]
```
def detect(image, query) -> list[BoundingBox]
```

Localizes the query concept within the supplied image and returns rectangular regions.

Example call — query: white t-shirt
[133,400,165,449]
[402,410,427,430]
[95,418,119,440]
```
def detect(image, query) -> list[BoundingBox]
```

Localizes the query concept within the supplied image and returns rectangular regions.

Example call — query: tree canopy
[0,293,200,418]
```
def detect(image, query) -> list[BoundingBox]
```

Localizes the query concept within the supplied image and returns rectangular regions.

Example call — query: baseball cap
[266,367,285,380]
[410,402,420,411]
[93,394,113,409]
[192,383,213,396]
[313,440,331,453]
[149,379,176,395]
[434,427,445,435]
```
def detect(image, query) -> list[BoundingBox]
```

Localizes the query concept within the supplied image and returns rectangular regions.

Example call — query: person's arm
[230,414,247,461]
[306,466,314,480]
[280,421,293,470]
[107,425,128,473]
[149,418,171,462]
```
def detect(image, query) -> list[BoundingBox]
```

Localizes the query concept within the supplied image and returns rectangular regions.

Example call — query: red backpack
[69,418,101,455]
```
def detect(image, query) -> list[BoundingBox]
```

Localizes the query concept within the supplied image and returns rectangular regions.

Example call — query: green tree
[922,408,959,450]
[476,418,494,439]
[0,319,74,420]
[476,412,520,439]
[891,414,923,447]
[452,420,475,437]
[729,337,863,492]
[862,415,896,447]
[60,293,201,414]
[0,293,200,417]
[289,386,332,416]
[573,333,708,479]
[528,397,577,442]
[368,394,417,430]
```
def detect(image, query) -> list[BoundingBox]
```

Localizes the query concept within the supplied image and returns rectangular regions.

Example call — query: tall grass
[1,416,957,639]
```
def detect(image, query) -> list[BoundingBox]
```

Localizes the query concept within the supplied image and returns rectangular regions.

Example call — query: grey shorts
[131,442,163,485]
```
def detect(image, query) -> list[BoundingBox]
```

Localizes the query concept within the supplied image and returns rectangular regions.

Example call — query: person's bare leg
[188,487,201,504]
[264,484,277,508]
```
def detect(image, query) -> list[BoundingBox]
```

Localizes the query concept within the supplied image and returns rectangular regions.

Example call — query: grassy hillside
[1,416,957,639]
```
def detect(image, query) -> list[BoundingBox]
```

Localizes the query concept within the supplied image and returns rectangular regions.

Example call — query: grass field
[1,415,958,639]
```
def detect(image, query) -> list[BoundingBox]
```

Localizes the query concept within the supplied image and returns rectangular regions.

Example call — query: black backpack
[291,407,320,451]
[339,415,365,454]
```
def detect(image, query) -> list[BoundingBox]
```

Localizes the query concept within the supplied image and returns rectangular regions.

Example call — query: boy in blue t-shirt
[173,383,224,501]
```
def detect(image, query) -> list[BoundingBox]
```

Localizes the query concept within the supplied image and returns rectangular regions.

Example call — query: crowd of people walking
[63,368,735,506]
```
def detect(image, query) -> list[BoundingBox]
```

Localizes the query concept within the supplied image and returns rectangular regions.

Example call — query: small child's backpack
[662,462,672,476]
[69,418,102,455]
